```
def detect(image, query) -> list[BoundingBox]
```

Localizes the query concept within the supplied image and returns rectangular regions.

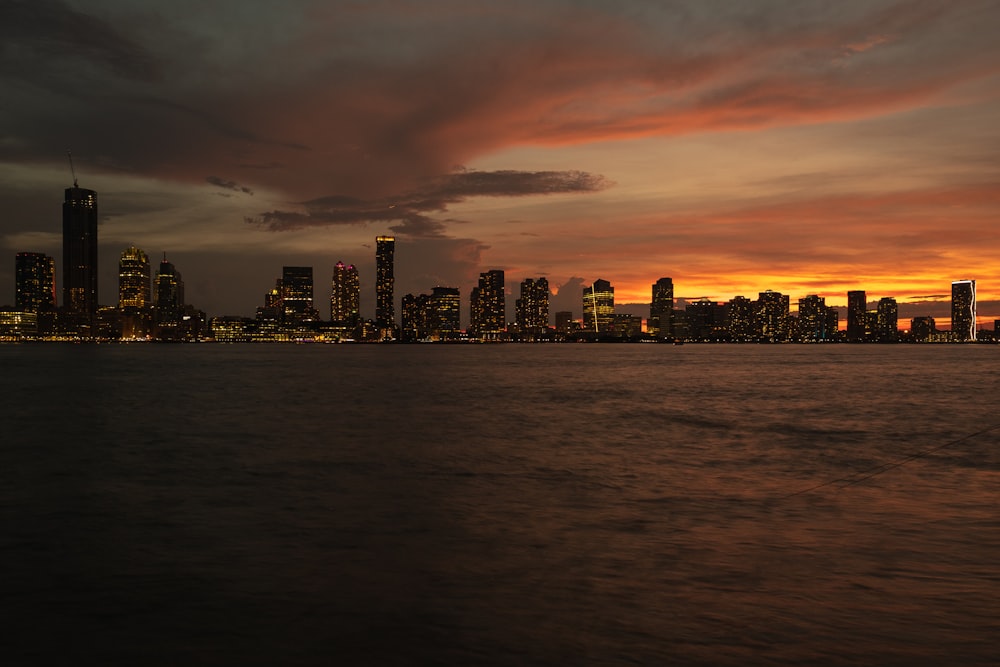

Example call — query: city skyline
[1,2,998,323]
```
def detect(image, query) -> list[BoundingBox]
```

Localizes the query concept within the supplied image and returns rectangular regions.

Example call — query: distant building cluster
[1,183,994,343]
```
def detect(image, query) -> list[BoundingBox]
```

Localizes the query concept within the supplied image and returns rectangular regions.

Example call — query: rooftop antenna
[67,150,78,188]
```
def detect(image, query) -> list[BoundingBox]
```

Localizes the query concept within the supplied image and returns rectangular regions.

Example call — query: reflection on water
[2,344,998,665]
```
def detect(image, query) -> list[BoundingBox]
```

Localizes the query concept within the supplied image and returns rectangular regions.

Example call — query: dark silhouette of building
[430,287,460,339]
[876,297,898,342]
[846,290,867,342]
[154,254,184,326]
[583,279,614,334]
[331,261,360,327]
[686,299,728,340]
[376,235,395,339]
[649,277,674,339]
[63,184,99,328]
[910,316,936,342]
[15,252,56,313]
[951,279,976,341]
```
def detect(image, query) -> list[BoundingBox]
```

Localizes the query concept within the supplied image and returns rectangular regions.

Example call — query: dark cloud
[247,169,610,235]
[205,176,253,196]
[0,0,160,83]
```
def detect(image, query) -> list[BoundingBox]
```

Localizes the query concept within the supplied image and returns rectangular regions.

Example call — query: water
[2,344,998,665]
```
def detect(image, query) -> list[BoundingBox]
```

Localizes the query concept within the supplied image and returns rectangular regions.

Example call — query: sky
[2,0,998,327]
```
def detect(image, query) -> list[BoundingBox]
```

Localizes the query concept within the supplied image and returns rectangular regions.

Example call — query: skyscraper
[154,254,184,325]
[471,270,505,338]
[430,286,461,338]
[951,279,976,342]
[118,246,151,309]
[755,290,789,341]
[846,290,867,342]
[331,261,360,326]
[63,184,99,325]
[15,252,56,313]
[375,235,395,338]
[583,279,614,334]
[876,297,898,342]
[515,277,549,337]
[649,277,674,339]
[281,266,317,324]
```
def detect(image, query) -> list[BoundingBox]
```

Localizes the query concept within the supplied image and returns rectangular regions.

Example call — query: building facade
[62,185,99,327]
[118,246,151,309]
[471,270,505,337]
[583,279,614,334]
[15,252,56,313]
[951,279,976,341]
[330,261,360,327]
[375,235,395,338]
[515,277,549,338]
[649,277,674,339]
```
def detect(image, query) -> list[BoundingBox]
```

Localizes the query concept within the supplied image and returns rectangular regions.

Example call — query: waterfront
[2,344,998,665]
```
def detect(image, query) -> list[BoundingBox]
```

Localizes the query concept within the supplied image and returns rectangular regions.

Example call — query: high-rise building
[910,316,936,342]
[755,290,789,341]
[686,299,727,340]
[330,261,360,326]
[583,279,614,334]
[846,290,867,342]
[281,266,317,324]
[15,252,56,313]
[797,295,837,341]
[649,277,674,339]
[515,277,549,337]
[400,293,429,342]
[63,184,99,325]
[118,246,151,309]
[726,296,755,341]
[876,297,898,342]
[430,286,461,338]
[471,270,505,337]
[951,280,976,341]
[375,235,395,338]
[154,254,185,325]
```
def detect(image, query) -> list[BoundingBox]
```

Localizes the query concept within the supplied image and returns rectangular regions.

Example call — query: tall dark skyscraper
[375,235,395,338]
[15,252,56,313]
[331,261,360,326]
[846,290,867,342]
[281,266,317,324]
[583,279,614,334]
[951,279,976,342]
[471,269,505,337]
[876,297,898,342]
[154,254,185,325]
[649,277,674,339]
[756,290,789,341]
[118,246,151,309]
[63,184,99,325]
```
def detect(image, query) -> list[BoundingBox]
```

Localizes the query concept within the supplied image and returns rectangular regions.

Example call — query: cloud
[246,168,611,235]
[205,176,253,195]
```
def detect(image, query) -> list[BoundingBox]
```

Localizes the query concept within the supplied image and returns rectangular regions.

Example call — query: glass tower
[281,266,316,324]
[62,185,99,325]
[583,279,614,334]
[472,269,505,337]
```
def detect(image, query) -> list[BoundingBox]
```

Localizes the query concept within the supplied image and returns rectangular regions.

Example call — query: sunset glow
[1,1,998,328]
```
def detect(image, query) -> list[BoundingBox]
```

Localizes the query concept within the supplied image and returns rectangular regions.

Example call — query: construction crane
[67,150,78,188]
